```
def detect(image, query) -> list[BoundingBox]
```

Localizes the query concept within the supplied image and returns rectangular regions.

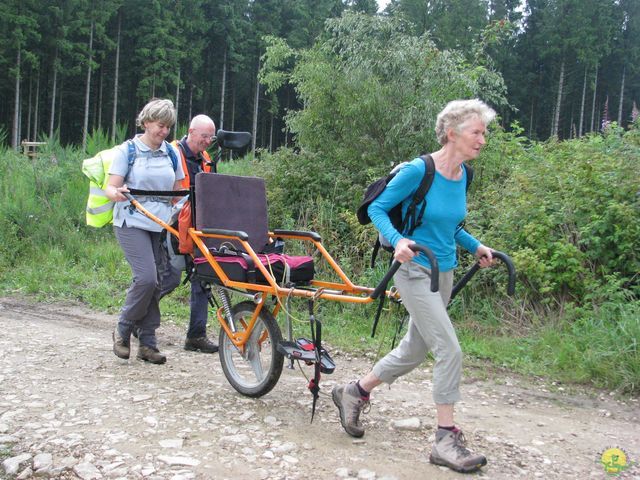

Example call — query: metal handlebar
[450,250,516,301]
[370,244,439,299]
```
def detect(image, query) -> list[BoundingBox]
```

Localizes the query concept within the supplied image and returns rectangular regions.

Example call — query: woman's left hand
[475,244,496,268]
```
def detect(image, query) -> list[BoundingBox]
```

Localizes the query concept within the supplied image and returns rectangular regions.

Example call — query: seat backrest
[194,173,269,253]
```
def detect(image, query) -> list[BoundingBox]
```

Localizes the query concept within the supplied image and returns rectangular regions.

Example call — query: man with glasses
[163,114,219,354]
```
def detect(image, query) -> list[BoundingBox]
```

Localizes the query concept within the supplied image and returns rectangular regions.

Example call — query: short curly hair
[435,99,496,145]
[136,98,177,129]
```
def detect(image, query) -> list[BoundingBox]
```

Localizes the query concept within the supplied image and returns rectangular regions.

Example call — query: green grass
[0,146,638,395]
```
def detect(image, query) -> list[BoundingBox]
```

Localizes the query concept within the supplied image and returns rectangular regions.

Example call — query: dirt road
[0,296,638,479]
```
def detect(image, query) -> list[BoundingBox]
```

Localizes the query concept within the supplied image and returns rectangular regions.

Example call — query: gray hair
[435,99,496,145]
[136,98,177,128]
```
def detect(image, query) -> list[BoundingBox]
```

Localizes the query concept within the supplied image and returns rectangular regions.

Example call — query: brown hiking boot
[137,345,167,364]
[184,336,219,353]
[429,428,487,473]
[332,382,369,438]
[112,330,130,359]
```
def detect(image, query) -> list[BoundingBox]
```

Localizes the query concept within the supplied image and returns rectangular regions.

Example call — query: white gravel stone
[73,462,102,480]
[219,433,250,444]
[263,416,280,426]
[157,455,200,467]
[358,468,376,479]
[159,438,184,448]
[132,395,152,403]
[3,453,32,476]
[17,467,33,480]
[33,452,53,471]
[391,417,421,431]
[272,441,296,453]
[0,434,18,443]
[282,455,299,464]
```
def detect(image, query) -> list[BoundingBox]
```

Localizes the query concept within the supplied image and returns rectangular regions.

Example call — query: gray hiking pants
[372,261,462,405]
[115,225,174,349]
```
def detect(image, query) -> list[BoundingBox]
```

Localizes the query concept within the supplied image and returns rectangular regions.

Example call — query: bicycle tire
[219,301,284,397]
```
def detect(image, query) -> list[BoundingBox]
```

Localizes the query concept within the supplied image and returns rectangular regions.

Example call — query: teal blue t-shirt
[367,157,480,272]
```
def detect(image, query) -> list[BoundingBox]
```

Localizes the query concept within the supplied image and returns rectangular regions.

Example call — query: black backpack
[358,154,474,339]
[357,154,473,268]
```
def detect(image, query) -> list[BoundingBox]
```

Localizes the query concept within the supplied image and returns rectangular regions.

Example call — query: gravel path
[0,296,638,480]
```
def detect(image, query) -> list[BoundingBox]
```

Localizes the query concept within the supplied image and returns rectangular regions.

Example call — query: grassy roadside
[0,147,637,396]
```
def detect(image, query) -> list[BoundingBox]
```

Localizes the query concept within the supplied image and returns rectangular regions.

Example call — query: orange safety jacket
[172,139,213,189]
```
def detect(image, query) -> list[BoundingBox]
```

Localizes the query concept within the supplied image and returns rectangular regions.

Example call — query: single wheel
[219,301,284,397]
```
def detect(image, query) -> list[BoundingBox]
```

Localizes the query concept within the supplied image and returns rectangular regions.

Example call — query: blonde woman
[106,98,184,364]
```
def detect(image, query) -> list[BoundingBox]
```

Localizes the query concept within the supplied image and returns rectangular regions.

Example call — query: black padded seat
[194,173,269,253]
[192,173,314,286]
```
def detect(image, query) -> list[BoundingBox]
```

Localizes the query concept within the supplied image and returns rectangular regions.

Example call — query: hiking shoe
[429,428,487,473]
[184,336,219,353]
[137,345,167,364]
[112,330,130,359]
[332,382,369,438]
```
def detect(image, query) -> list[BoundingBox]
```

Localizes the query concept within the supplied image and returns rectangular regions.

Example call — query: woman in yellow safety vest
[105,98,185,365]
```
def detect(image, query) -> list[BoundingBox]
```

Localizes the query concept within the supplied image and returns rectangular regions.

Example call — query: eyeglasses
[199,133,216,141]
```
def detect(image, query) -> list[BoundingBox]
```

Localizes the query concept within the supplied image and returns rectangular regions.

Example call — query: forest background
[0,1,638,395]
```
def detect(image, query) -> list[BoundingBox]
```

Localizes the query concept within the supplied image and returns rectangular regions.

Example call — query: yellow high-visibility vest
[82,146,122,228]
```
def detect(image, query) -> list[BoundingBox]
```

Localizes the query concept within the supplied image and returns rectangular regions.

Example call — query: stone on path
[3,453,32,476]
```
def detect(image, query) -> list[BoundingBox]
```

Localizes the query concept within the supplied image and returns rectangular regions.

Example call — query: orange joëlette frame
[126,196,398,350]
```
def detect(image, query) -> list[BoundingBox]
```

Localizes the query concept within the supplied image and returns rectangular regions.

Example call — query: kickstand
[308,297,322,423]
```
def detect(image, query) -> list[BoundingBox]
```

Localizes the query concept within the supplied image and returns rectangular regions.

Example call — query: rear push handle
[450,250,516,301]
[370,243,439,299]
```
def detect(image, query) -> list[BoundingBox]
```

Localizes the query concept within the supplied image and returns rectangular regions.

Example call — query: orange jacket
[172,139,212,189]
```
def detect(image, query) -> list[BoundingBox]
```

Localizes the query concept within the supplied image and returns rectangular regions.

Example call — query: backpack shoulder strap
[462,163,473,191]
[402,154,436,235]
[414,154,436,204]
[126,140,136,167]
[164,140,178,171]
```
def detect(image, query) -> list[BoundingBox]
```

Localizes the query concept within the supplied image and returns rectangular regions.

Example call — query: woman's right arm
[106,144,131,202]
[105,175,129,202]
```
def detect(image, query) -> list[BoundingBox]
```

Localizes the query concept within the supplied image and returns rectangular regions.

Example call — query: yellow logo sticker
[599,447,631,475]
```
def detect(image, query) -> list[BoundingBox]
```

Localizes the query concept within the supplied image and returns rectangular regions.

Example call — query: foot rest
[277,338,336,374]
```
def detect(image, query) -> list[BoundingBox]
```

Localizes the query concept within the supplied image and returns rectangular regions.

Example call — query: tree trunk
[82,20,95,152]
[57,80,63,139]
[269,114,274,152]
[285,89,290,147]
[97,66,104,130]
[231,87,236,131]
[34,73,40,141]
[188,84,193,122]
[551,60,565,138]
[111,10,121,143]
[57,78,64,134]
[229,87,236,161]
[529,98,534,138]
[27,74,33,142]
[251,61,260,154]
[49,50,58,139]
[590,63,598,132]
[12,47,21,150]
[175,66,180,125]
[219,48,227,130]
[617,65,625,125]
[578,66,587,137]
